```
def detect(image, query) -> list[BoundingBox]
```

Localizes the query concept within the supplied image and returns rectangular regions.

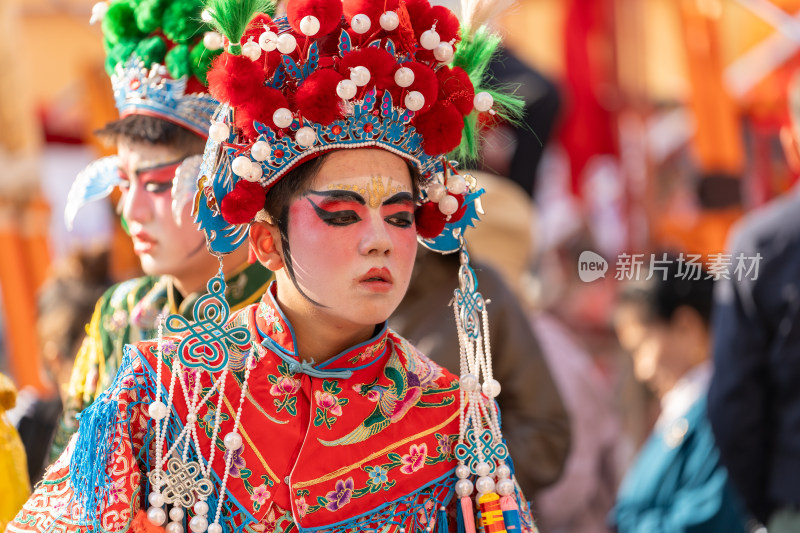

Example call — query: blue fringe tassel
[456,498,466,533]
[70,391,120,525]
[437,505,449,533]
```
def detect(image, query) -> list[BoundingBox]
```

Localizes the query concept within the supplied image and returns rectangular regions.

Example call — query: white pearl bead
[351,14,371,34]
[203,32,224,51]
[420,28,440,50]
[394,67,414,88]
[272,108,294,129]
[242,40,262,61]
[91,1,108,22]
[245,161,263,182]
[207,524,222,533]
[189,515,208,533]
[455,464,471,479]
[434,41,454,62]
[380,11,399,31]
[169,507,185,521]
[299,15,320,36]
[200,9,212,22]
[475,461,491,477]
[208,121,229,143]
[193,501,209,516]
[459,372,479,392]
[166,522,185,533]
[496,464,511,480]
[148,491,165,507]
[223,431,242,450]
[404,91,425,112]
[147,507,167,526]
[426,182,446,203]
[251,141,271,161]
[148,400,168,420]
[474,91,494,112]
[185,412,198,424]
[336,79,357,100]
[350,65,371,87]
[455,478,473,497]
[476,475,495,494]
[231,156,252,177]
[446,175,467,195]
[496,478,515,496]
[295,126,317,148]
[276,33,297,54]
[439,194,459,216]
[259,31,277,51]
[482,378,501,398]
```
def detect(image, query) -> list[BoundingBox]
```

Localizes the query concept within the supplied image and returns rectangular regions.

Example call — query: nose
[358,213,393,256]
[120,178,152,225]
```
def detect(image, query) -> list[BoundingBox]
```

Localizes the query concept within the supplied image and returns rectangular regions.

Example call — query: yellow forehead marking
[327,176,408,209]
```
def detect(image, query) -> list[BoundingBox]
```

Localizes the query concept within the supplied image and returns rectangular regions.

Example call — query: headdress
[65,0,230,228]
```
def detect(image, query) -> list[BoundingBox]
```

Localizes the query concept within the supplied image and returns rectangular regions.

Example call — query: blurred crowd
[4,0,800,532]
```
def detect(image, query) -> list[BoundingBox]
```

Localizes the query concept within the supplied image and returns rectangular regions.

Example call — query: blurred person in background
[48,0,274,461]
[707,73,800,531]
[611,258,749,532]
[0,372,29,530]
[8,248,110,485]
[465,172,625,531]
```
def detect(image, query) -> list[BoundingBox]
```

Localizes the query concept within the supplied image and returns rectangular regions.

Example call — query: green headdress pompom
[166,44,192,80]
[163,0,207,44]
[135,0,170,34]
[204,0,276,54]
[102,1,145,46]
[134,35,167,66]
[191,43,221,85]
[105,38,138,75]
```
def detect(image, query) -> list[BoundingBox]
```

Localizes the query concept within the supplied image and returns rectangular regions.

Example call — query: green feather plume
[449,26,525,163]
[204,0,276,54]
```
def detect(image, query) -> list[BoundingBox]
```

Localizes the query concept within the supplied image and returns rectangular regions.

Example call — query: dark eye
[144,182,172,194]
[386,212,414,228]
[325,212,361,226]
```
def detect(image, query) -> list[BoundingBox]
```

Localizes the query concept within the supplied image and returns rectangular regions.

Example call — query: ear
[249,220,285,271]
[780,125,800,174]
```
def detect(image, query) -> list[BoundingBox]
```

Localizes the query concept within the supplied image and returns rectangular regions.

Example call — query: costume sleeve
[612,410,747,533]
[706,226,771,523]
[485,274,571,497]
[49,293,108,463]
[9,347,152,533]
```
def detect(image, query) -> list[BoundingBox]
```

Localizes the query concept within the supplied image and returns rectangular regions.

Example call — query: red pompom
[221,179,266,224]
[342,0,399,29]
[295,69,345,125]
[131,511,166,533]
[404,62,438,112]
[437,66,474,116]
[242,13,276,45]
[414,5,461,62]
[207,53,265,107]
[235,86,289,140]
[337,47,397,93]
[414,201,447,239]
[414,101,464,155]
[286,0,343,38]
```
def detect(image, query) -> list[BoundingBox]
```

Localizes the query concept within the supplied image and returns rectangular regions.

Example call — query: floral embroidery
[251,484,271,506]
[348,337,387,363]
[161,340,178,358]
[268,361,300,416]
[400,443,428,474]
[363,465,396,493]
[200,406,230,439]
[295,495,309,518]
[323,477,355,512]
[313,380,349,429]
[224,444,248,478]
[258,303,284,333]
[435,432,455,460]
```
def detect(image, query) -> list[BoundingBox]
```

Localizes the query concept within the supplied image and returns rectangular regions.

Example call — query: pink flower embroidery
[251,484,271,506]
[400,443,428,474]
[295,495,309,517]
[315,390,343,417]
[270,376,301,397]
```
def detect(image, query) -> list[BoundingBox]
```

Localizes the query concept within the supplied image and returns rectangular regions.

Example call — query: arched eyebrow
[134,157,186,177]
[305,189,366,205]
[383,192,413,206]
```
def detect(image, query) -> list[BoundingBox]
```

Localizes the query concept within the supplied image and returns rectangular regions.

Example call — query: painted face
[117,140,208,278]
[277,149,417,329]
